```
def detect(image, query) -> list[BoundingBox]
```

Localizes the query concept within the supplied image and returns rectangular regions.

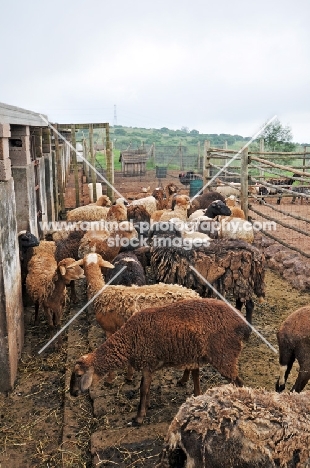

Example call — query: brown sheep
[26,242,84,346]
[157,385,310,468]
[276,305,310,393]
[78,222,139,263]
[70,298,250,424]
[75,252,200,383]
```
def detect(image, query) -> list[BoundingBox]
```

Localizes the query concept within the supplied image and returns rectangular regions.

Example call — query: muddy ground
[1,168,310,467]
[1,270,310,468]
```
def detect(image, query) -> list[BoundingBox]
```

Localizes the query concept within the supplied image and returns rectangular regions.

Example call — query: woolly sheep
[157,384,310,468]
[18,231,40,303]
[90,195,112,206]
[74,252,200,383]
[150,239,265,324]
[67,205,110,222]
[159,195,191,223]
[26,241,84,345]
[215,182,241,198]
[70,298,250,424]
[104,251,146,286]
[131,195,157,216]
[105,202,127,222]
[78,222,139,262]
[189,191,225,214]
[126,204,150,238]
[276,305,310,393]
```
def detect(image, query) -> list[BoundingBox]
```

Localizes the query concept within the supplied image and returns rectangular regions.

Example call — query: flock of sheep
[18,181,310,467]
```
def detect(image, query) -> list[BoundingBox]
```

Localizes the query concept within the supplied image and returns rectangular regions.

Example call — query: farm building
[119,149,148,176]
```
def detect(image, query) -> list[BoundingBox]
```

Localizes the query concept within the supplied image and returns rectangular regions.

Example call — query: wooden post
[71,125,80,207]
[240,147,249,219]
[106,123,113,201]
[89,124,97,203]
[153,142,156,166]
[83,138,89,183]
[197,141,201,170]
[52,150,59,220]
[203,140,211,191]
[54,126,65,217]
[259,139,264,179]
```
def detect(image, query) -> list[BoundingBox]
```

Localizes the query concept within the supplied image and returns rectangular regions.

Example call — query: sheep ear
[75,259,84,266]
[98,258,114,269]
[59,265,66,275]
[80,367,94,392]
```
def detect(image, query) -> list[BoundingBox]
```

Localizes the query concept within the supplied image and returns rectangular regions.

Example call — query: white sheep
[157,385,310,467]
[74,252,200,383]
[67,205,110,222]
[131,196,157,216]
[70,298,250,425]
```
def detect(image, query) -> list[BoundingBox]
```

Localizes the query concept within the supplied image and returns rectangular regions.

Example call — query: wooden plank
[57,123,109,130]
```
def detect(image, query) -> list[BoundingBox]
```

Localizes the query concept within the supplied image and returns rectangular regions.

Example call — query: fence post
[203,140,211,191]
[241,147,249,219]
[106,123,113,201]
[54,126,65,218]
[71,124,80,207]
[259,139,264,180]
[89,124,97,203]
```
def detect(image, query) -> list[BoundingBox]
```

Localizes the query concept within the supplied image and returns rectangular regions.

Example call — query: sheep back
[150,239,265,301]
[67,206,109,222]
[26,243,58,303]
[157,385,310,468]
[93,283,200,333]
[94,298,250,380]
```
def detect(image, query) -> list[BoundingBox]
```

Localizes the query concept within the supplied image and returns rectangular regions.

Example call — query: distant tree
[159,127,170,133]
[190,129,199,135]
[114,128,126,136]
[260,119,296,152]
[180,126,189,133]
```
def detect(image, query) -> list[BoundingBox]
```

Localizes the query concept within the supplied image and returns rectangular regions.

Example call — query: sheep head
[75,253,114,269]
[57,258,85,283]
[70,356,95,396]
[204,200,231,218]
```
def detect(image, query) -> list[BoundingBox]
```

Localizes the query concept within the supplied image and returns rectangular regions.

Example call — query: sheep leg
[125,364,135,382]
[134,369,152,425]
[236,298,253,324]
[69,280,78,303]
[291,368,310,393]
[245,299,254,324]
[177,368,190,386]
[34,300,40,325]
[276,341,295,392]
[191,368,201,396]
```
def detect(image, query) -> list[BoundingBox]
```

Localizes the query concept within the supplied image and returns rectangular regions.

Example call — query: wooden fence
[203,140,310,258]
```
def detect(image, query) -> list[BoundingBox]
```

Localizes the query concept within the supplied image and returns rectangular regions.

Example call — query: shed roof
[0,102,48,127]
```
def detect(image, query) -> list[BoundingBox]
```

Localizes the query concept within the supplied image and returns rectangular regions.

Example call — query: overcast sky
[1,0,309,143]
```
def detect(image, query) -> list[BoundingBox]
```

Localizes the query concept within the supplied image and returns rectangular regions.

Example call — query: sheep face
[204,200,231,218]
[57,258,85,283]
[70,359,95,396]
[77,253,114,269]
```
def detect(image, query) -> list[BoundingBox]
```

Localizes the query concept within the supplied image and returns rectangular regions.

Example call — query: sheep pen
[3,169,310,468]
